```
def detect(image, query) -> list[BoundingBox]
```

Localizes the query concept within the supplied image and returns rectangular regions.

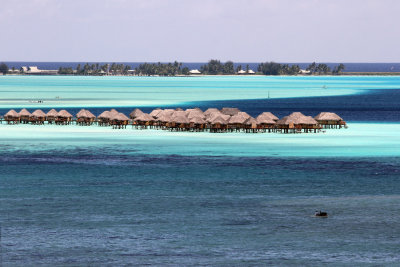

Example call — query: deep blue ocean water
[2,78,400,265]
[2,154,400,265]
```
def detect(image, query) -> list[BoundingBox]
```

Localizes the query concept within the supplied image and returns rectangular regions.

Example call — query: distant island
[2,61,399,76]
[0,60,349,76]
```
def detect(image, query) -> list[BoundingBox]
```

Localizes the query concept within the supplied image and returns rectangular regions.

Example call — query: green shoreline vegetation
[0,60,379,77]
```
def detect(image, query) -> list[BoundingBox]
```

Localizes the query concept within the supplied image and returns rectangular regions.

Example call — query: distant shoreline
[2,73,400,77]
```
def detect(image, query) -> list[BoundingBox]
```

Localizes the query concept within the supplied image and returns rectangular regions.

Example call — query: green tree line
[0,61,346,76]
[135,61,189,76]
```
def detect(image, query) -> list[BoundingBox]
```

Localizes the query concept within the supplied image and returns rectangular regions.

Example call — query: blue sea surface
[2,153,400,265]
[1,76,400,265]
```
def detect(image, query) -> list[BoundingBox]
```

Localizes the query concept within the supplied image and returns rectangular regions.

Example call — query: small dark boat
[315,210,328,217]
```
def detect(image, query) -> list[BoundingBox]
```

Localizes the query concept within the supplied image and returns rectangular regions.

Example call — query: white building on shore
[189,69,201,75]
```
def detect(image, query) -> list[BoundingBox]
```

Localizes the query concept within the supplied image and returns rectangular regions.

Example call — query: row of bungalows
[2,108,73,125]
[128,107,346,133]
[1,108,347,133]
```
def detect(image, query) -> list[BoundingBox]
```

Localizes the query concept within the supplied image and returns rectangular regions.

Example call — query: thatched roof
[85,110,96,119]
[302,116,318,125]
[314,112,343,121]
[76,109,86,117]
[204,108,220,116]
[207,112,230,122]
[5,109,19,118]
[256,116,276,124]
[189,116,206,124]
[31,109,46,118]
[237,112,251,120]
[228,113,248,124]
[19,108,31,116]
[257,112,279,121]
[245,117,258,126]
[171,110,187,119]
[98,111,111,119]
[46,109,58,117]
[109,109,119,116]
[157,109,175,118]
[113,112,129,121]
[76,109,96,119]
[129,108,144,118]
[276,116,295,125]
[276,112,317,125]
[149,109,162,117]
[173,115,190,124]
[157,114,172,123]
[211,116,228,125]
[58,110,72,118]
[134,113,155,122]
[220,107,240,116]
[187,110,205,119]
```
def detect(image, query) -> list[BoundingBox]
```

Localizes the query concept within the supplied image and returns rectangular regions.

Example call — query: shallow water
[1,75,400,108]
[0,123,399,158]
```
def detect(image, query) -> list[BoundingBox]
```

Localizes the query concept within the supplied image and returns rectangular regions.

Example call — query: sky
[1,0,400,62]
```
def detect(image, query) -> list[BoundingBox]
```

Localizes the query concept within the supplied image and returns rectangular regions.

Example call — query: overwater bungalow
[155,113,172,129]
[19,109,31,124]
[228,113,248,132]
[210,116,228,133]
[98,110,112,126]
[76,109,96,125]
[129,108,144,119]
[30,109,46,124]
[244,117,258,133]
[189,116,206,131]
[276,112,320,133]
[4,109,20,124]
[111,113,129,129]
[171,115,190,131]
[56,110,73,125]
[314,112,346,128]
[256,116,276,132]
[46,109,58,124]
[134,113,155,129]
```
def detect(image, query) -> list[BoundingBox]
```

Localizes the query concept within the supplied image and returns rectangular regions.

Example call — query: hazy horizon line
[3,60,400,64]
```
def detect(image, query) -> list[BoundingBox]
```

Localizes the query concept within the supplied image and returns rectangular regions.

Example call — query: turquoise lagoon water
[1,75,400,108]
[2,76,400,265]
